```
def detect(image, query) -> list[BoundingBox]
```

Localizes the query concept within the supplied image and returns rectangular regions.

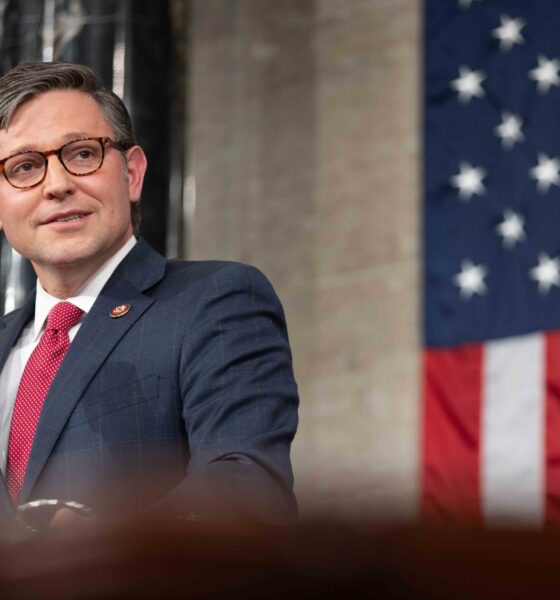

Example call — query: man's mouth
[43,211,90,225]
[55,215,84,223]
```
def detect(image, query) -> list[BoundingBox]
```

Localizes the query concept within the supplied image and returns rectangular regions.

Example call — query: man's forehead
[0,132,102,156]
[0,90,111,154]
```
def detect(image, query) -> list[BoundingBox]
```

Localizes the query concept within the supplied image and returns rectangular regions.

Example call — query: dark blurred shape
[2,517,560,599]
[0,0,186,313]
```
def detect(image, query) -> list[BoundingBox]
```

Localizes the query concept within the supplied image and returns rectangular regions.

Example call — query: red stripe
[545,331,560,525]
[421,344,483,524]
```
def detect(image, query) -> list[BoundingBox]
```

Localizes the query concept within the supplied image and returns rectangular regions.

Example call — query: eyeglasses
[0,137,125,189]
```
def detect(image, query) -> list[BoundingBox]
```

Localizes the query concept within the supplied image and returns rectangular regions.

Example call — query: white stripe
[482,333,544,527]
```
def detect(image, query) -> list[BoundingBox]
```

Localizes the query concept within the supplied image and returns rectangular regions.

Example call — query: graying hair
[0,61,141,232]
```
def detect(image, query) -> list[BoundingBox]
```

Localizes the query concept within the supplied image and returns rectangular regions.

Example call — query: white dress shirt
[0,236,137,475]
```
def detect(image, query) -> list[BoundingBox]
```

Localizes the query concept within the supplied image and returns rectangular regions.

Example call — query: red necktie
[7,301,84,503]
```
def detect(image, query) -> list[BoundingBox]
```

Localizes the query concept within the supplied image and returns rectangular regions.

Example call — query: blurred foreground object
[2,517,560,599]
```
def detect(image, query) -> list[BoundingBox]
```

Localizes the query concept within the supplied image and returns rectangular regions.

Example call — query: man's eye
[17,162,35,172]
[65,146,98,163]
[9,160,41,175]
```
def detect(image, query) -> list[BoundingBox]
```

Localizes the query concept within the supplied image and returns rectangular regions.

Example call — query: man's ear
[125,146,148,204]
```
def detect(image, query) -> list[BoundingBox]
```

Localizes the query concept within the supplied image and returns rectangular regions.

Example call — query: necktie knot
[46,302,84,333]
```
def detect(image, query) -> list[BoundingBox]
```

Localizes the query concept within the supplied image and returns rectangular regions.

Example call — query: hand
[47,507,97,534]
[16,499,95,535]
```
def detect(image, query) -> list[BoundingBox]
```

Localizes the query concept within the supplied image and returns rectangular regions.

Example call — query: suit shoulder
[166,259,274,289]
[162,260,282,310]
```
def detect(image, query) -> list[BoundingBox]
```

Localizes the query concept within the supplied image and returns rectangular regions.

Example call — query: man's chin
[30,243,108,274]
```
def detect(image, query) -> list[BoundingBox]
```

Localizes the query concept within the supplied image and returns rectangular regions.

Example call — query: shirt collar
[33,236,137,340]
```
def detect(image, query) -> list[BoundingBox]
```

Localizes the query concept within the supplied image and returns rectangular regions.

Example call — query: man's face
[0,89,146,282]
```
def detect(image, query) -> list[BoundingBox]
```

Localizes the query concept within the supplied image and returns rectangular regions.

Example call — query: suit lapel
[21,239,167,502]
[0,292,35,371]
[0,293,34,513]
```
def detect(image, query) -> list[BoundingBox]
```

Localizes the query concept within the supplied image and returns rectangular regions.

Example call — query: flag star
[451,66,486,102]
[459,0,483,8]
[495,210,526,249]
[530,153,560,193]
[492,15,526,52]
[454,260,488,299]
[529,253,560,294]
[529,55,560,93]
[450,162,486,200]
[494,112,524,149]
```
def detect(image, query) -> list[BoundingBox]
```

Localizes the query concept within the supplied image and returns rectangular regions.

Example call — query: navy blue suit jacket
[0,239,298,522]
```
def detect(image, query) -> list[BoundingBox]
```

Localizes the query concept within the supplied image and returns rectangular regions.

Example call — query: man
[0,62,298,531]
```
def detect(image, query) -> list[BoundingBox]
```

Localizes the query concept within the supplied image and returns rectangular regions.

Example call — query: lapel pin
[110,304,131,318]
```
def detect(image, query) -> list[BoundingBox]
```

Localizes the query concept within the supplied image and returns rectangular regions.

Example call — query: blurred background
[0,0,420,521]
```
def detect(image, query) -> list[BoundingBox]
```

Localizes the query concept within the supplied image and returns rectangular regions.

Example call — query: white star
[530,153,560,193]
[529,55,560,93]
[459,0,483,8]
[495,210,526,249]
[451,66,486,102]
[454,260,488,299]
[494,112,524,149]
[529,253,560,294]
[492,15,526,52]
[450,162,486,200]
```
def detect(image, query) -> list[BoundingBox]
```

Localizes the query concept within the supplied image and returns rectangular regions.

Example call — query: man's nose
[42,155,76,198]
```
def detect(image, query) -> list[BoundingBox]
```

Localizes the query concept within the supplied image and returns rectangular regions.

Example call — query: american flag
[422,0,560,526]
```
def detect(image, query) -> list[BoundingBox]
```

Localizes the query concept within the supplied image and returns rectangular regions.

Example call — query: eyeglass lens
[4,139,104,188]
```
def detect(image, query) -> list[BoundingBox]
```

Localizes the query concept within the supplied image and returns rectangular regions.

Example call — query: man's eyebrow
[4,132,96,156]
